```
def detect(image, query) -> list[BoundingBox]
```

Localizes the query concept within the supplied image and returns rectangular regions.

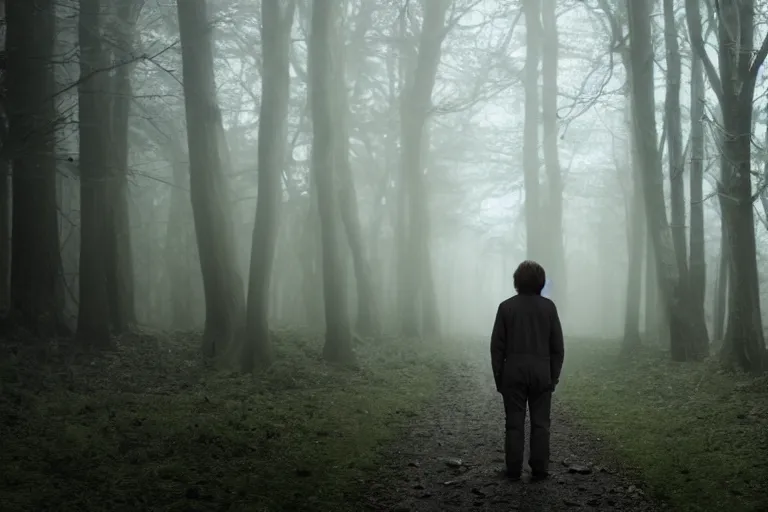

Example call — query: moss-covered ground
[558,339,768,512]
[0,329,445,511]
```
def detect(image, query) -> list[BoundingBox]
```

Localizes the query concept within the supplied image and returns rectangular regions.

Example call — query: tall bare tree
[6,0,66,334]
[398,0,450,338]
[334,11,380,338]
[177,0,246,364]
[243,0,296,372]
[309,0,356,364]
[688,31,708,350]
[686,0,768,372]
[662,0,709,360]
[627,0,699,359]
[77,0,112,346]
[104,0,144,333]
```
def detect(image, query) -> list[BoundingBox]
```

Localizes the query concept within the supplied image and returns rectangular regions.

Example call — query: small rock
[587,498,601,506]
[412,484,425,490]
[443,480,460,487]
[471,487,485,497]
[418,492,432,499]
[445,458,463,468]
[568,465,592,475]
[408,461,420,468]
[563,498,582,507]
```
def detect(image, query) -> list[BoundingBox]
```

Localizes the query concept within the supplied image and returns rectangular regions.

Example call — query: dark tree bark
[713,212,729,346]
[662,0,709,360]
[6,0,67,334]
[626,0,697,360]
[623,102,644,349]
[309,0,355,364]
[688,47,708,351]
[178,0,246,365]
[77,0,112,347]
[0,0,9,314]
[103,0,143,333]
[243,0,295,372]
[686,0,767,372]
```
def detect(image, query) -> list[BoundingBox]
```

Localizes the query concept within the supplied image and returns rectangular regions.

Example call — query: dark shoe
[506,471,521,481]
[530,470,549,481]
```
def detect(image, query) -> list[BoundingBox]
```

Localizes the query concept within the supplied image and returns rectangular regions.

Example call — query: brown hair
[513,260,546,295]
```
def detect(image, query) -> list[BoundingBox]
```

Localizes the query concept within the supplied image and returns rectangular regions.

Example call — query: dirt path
[363,348,661,511]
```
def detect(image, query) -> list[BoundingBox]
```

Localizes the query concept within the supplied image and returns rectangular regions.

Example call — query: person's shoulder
[535,294,558,310]
[497,295,517,311]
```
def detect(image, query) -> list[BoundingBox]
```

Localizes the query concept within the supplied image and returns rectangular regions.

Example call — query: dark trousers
[502,387,552,476]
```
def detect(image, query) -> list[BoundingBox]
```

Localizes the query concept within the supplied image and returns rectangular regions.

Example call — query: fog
[4,0,768,509]
[45,0,741,346]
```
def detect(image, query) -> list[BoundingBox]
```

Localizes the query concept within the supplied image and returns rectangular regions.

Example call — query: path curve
[363,345,661,511]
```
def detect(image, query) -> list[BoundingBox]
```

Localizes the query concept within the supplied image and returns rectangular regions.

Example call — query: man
[490,260,565,481]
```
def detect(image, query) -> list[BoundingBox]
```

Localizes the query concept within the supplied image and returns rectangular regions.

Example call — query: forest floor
[363,341,660,512]
[0,328,445,511]
[1,330,767,511]
[364,340,768,512]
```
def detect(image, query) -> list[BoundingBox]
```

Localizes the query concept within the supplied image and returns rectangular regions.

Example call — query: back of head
[513,260,546,296]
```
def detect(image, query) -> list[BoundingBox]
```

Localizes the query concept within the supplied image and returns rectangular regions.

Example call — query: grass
[558,339,768,512]
[0,328,446,512]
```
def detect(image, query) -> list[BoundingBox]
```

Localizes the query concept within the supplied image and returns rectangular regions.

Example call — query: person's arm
[490,303,506,392]
[549,303,565,390]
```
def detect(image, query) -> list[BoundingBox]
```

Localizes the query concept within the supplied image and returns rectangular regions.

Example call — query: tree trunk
[398,0,449,338]
[165,156,198,330]
[627,0,696,359]
[644,226,658,340]
[622,78,643,349]
[662,0,687,275]
[333,18,380,338]
[243,0,295,372]
[522,0,542,260]
[624,177,644,349]
[177,0,246,365]
[688,49,708,354]
[541,0,565,305]
[6,0,67,334]
[77,0,112,347]
[662,0,708,360]
[686,0,766,372]
[713,213,728,346]
[0,157,8,314]
[715,0,766,373]
[103,0,142,333]
[308,0,355,364]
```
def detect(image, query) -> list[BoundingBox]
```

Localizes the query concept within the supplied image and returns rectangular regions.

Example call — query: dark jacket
[490,294,565,393]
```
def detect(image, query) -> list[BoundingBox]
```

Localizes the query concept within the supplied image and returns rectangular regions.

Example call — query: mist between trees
[3,0,768,372]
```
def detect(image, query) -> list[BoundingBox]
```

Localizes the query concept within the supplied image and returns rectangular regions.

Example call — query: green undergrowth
[0,328,447,511]
[558,339,768,512]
